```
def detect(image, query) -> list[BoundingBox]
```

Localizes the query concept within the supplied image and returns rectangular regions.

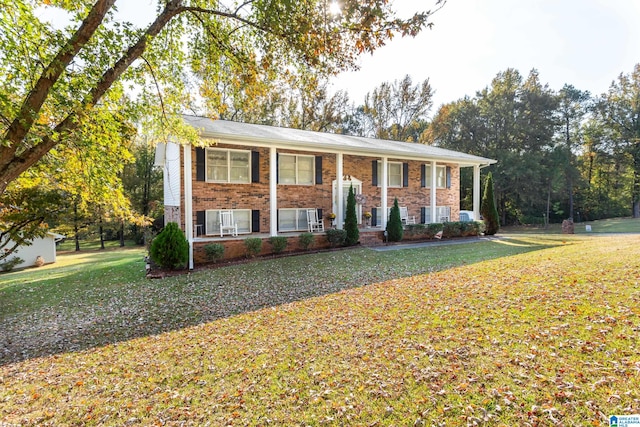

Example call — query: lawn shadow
[0,236,567,366]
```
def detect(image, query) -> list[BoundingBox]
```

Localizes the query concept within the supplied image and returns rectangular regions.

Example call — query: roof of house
[182,115,496,167]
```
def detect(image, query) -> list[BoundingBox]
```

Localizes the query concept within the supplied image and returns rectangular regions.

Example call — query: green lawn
[1,231,639,425]
[502,216,640,234]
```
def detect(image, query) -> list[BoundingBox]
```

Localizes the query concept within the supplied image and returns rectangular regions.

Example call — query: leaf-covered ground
[1,235,639,425]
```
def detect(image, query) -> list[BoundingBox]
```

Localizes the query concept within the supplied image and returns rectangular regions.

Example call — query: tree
[149,222,188,269]
[344,184,359,246]
[386,197,403,242]
[0,0,445,195]
[556,84,591,220]
[597,64,640,217]
[360,75,433,140]
[481,173,499,235]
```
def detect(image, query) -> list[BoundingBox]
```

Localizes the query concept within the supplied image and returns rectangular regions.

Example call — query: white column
[381,157,388,229]
[473,164,481,221]
[183,144,194,270]
[430,160,437,223]
[336,153,344,229]
[270,147,278,236]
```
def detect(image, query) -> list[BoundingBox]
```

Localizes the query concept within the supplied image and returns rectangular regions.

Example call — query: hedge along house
[156,115,496,269]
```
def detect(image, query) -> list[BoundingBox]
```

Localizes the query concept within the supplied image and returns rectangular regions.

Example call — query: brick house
[156,115,496,268]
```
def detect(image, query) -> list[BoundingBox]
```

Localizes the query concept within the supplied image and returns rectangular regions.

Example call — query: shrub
[386,198,403,242]
[344,184,360,246]
[443,221,462,238]
[299,232,315,250]
[244,237,263,258]
[203,243,225,262]
[326,228,347,248]
[268,236,288,254]
[1,256,23,272]
[481,172,500,235]
[149,222,189,270]
[404,223,443,239]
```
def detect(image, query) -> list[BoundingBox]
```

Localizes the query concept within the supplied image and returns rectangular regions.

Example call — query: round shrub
[149,222,189,270]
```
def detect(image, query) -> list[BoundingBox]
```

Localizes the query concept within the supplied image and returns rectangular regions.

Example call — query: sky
[332,0,640,112]
[41,0,640,115]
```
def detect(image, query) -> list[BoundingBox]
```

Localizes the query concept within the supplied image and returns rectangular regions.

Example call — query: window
[424,165,446,188]
[278,208,310,232]
[205,209,251,234]
[206,149,250,183]
[279,154,314,185]
[377,161,403,187]
[424,206,451,223]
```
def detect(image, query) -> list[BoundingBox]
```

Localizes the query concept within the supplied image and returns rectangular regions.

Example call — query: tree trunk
[74,202,81,252]
[120,220,125,247]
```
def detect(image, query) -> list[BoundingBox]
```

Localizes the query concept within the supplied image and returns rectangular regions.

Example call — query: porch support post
[430,160,437,223]
[381,156,388,229]
[184,144,194,270]
[473,164,481,221]
[270,147,278,236]
[336,153,344,229]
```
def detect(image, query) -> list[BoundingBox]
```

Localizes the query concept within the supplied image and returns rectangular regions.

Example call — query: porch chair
[306,208,325,233]
[219,210,238,237]
[399,206,416,225]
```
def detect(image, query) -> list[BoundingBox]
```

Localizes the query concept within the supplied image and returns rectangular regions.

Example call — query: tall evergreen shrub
[386,197,403,241]
[149,222,189,269]
[344,184,360,246]
[481,172,500,235]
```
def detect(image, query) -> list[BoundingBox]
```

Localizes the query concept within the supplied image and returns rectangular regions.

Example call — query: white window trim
[278,208,311,232]
[377,160,403,188]
[278,153,315,186]
[205,209,252,235]
[425,164,447,189]
[206,148,251,184]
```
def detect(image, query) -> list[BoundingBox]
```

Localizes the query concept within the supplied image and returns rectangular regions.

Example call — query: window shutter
[420,207,426,224]
[196,211,205,236]
[371,207,377,227]
[276,153,279,184]
[403,163,409,187]
[317,208,323,222]
[446,166,451,188]
[251,210,260,232]
[315,156,323,184]
[371,160,378,186]
[196,147,205,181]
[251,151,260,183]
[420,164,426,187]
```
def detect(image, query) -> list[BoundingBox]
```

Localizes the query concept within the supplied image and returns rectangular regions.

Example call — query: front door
[332,178,362,225]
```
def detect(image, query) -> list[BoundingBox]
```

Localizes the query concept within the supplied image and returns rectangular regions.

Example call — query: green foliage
[344,185,359,246]
[268,236,288,254]
[481,173,500,235]
[0,257,23,272]
[404,223,443,239]
[386,198,404,242]
[244,237,263,258]
[149,222,188,270]
[298,232,315,250]
[325,229,347,248]
[203,243,225,262]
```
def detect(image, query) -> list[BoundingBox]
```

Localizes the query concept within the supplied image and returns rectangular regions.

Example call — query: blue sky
[333,0,640,111]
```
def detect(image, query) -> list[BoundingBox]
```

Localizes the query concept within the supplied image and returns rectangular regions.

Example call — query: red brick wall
[180,145,461,234]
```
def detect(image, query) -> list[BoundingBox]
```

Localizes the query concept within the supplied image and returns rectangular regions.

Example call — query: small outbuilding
[2,232,65,270]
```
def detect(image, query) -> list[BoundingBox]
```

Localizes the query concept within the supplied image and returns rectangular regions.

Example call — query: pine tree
[149,222,189,269]
[344,184,360,246]
[386,197,404,241]
[481,172,500,235]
